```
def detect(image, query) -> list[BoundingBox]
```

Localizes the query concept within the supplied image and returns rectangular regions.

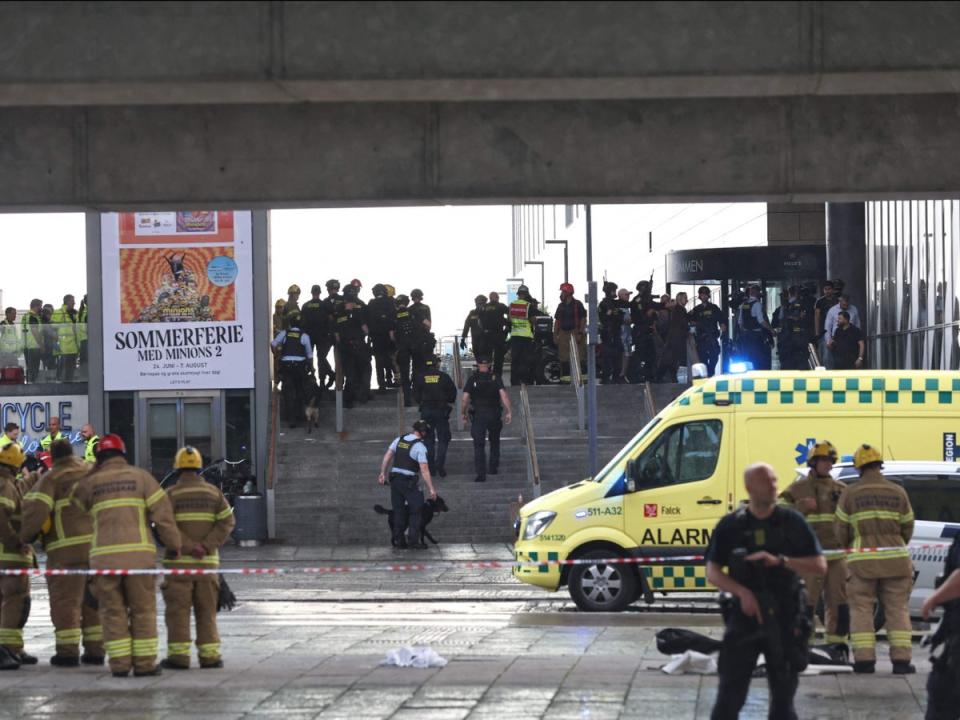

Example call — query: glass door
[142,394,220,480]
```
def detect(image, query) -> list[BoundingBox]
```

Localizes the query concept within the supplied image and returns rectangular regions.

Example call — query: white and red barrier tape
[0,543,947,576]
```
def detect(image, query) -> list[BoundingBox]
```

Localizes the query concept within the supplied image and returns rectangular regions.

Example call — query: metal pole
[585,206,599,477]
[563,244,569,285]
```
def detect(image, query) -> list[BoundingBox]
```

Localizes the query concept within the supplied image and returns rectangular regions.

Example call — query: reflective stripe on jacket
[779,470,847,551]
[509,299,533,338]
[84,436,99,463]
[50,305,79,355]
[0,467,32,568]
[20,455,92,567]
[70,456,180,569]
[163,471,235,569]
[835,467,914,578]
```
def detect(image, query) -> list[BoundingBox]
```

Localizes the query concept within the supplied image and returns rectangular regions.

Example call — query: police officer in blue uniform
[270,312,312,427]
[412,356,457,478]
[736,285,773,370]
[688,286,726,377]
[461,355,513,483]
[378,420,438,550]
[922,529,960,719]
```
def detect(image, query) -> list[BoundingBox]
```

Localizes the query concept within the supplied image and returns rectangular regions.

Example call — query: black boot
[81,654,105,666]
[134,666,162,677]
[892,661,916,674]
[160,658,190,670]
[852,660,875,674]
[18,652,38,665]
[50,654,80,667]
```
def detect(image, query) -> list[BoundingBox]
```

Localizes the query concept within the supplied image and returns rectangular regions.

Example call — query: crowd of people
[0,423,232,675]
[0,294,89,383]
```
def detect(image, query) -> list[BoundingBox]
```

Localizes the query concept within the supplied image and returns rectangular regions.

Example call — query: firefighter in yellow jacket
[779,440,849,655]
[20,439,104,667]
[835,444,915,674]
[0,443,37,669]
[71,434,181,677]
[160,446,235,670]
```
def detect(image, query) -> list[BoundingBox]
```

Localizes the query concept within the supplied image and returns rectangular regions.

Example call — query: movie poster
[101,211,254,390]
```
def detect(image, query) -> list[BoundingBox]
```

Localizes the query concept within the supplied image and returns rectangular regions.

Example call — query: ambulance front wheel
[568,550,638,612]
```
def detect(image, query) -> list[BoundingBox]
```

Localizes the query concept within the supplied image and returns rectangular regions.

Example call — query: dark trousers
[486,337,507,377]
[630,334,657,383]
[371,333,396,389]
[396,341,415,401]
[279,361,307,425]
[315,338,335,386]
[420,405,452,471]
[389,473,423,546]
[696,337,720,377]
[58,354,77,382]
[341,342,370,405]
[509,337,535,386]
[600,335,622,383]
[738,332,769,371]
[24,348,41,382]
[711,620,799,720]
[926,655,960,720]
[470,407,502,478]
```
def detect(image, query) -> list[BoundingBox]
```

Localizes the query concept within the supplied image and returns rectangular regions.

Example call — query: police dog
[374,496,449,546]
[304,380,323,433]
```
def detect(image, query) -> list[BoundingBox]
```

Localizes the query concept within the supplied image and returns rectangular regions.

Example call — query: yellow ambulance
[513,370,960,611]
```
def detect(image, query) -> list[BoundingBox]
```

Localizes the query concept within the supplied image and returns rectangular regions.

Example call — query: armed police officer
[922,522,960,719]
[377,420,437,550]
[412,356,457,478]
[779,441,849,659]
[461,295,488,357]
[270,311,312,427]
[367,284,398,392]
[394,295,419,406]
[776,286,808,370]
[481,292,509,377]
[706,463,825,720]
[462,355,512,483]
[300,285,328,381]
[688,286,725,377]
[409,289,432,371]
[836,444,916,674]
[598,281,623,384]
[334,283,371,408]
[628,280,659,383]
[736,285,773,370]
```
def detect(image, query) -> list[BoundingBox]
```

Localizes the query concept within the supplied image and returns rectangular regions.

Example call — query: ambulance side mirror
[626,460,640,493]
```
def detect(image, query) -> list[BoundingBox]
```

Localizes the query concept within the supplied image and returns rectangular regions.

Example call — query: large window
[895,474,960,524]
[635,420,723,488]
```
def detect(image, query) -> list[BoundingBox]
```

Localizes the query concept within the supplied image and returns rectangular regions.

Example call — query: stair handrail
[569,333,585,432]
[441,334,466,431]
[807,341,822,370]
[643,381,658,421]
[396,378,406,437]
[519,384,542,498]
[266,387,280,491]
[334,345,344,433]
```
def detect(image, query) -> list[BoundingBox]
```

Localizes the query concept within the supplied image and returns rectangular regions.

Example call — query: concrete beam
[2,93,960,210]
[3,2,960,105]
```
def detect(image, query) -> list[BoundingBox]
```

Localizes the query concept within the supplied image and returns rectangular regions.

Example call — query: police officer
[394,295,419,406]
[409,289,432,372]
[481,292,510,377]
[922,526,960,718]
[79,424,99,464]
[776,286,807,370]
[285,284,301,314]
[300,285,328,380]
[462,355,513,483]
[706,463,825,720]
[377,420,437,550]
[628,281,659,382]
[461,295,488,357]
[779,441,849,658]
[317,279,344,387]
[367,283,398,392]
[836,444,916,674]
[0,443,36,669]
[270,312,312,427]
[508,285,536,386]
[598,281,622,384]
[736,285,773,370]
[334,283,371,408]
[688,287,726,377]
[412,356,457,477]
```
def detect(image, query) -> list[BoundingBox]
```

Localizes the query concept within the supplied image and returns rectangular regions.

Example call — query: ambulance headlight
[523,511,557,540]
[729,359,754,374]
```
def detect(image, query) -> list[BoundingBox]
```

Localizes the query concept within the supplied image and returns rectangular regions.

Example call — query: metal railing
[807,342,822,370]
[642,381,657,420]
[396,378,406,438]
[568,333,585,432]
[519,384,541,498]
[334,346,344,433]
[441,335,466,431]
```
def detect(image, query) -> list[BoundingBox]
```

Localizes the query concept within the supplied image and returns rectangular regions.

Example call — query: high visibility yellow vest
[76,304,88,344]
[84,436,99,463]
[0,320,20,356]
[50,306,79,355]
[20,312,43,350]
[509,299,533,338]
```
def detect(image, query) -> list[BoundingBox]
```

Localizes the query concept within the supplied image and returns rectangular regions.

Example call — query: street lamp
[545,240,569,284]
[524,261,545,303]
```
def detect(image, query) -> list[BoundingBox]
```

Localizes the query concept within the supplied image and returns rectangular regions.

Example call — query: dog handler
[377,420,437,550]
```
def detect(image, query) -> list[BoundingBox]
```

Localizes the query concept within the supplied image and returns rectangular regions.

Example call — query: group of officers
[708,440,931,719]
[0,435,234,676]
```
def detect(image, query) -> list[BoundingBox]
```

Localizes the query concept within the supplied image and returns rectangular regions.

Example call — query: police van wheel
[568,551,637,612]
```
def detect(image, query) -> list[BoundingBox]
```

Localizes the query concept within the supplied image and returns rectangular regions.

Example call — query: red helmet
[36,451,53,471]
[96,434,126,457]
[560,283,575,294]
[350,278,362,287]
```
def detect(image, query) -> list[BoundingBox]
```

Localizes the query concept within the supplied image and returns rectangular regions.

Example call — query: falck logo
[643,503,658,518]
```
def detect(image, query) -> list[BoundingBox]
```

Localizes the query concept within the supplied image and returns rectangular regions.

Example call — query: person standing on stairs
[462,355,512,483]
[412,355,457,478]
[377,420,437,550]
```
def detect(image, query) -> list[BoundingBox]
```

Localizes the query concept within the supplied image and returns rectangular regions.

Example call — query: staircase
[273,382,686,544]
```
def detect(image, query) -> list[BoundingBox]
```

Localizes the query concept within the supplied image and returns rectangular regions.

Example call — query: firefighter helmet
[95,434,126,458]
[174,446,203,470]
[0,443,25,470]
[560,283,574,294]
[853,444,883,469]
[287,284,301,295]
[807,440,838,466]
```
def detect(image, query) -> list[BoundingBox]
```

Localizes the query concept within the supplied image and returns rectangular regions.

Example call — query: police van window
[637,420,723,488]
[895,474,960,524]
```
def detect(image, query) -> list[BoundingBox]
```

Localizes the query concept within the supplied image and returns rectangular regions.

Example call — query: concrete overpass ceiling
[2,2,960,106]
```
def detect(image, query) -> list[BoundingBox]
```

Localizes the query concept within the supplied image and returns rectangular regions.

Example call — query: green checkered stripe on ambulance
[643,564,708,590]
[515,550,560,573]
[677,375,960,408]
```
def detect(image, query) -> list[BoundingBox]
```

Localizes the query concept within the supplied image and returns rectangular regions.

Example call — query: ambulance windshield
[593,417,662,483]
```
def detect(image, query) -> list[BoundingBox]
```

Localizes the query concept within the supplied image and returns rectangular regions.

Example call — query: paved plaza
[0,544,933,719]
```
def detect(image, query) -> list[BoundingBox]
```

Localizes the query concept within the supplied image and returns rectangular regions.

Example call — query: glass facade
[865,200,960,370]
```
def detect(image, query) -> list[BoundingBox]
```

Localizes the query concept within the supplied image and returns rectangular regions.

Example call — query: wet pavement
[1,544,932,718]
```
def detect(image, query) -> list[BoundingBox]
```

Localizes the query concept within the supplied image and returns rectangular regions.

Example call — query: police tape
[0,543,947,576]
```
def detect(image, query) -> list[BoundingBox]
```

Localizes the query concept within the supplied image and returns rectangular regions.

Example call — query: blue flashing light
[728,359,754,374]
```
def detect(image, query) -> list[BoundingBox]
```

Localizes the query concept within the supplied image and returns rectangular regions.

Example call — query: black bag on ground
[217,575,237,612]
[656,628,722,655]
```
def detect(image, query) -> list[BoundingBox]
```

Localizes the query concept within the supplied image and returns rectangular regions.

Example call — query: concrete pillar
[252,210,274,535]
[766,203,826,245]
[84,212,105,434]
[826,203,867,315]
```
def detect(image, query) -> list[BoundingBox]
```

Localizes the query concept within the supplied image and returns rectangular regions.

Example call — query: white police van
[795,461,960,618]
